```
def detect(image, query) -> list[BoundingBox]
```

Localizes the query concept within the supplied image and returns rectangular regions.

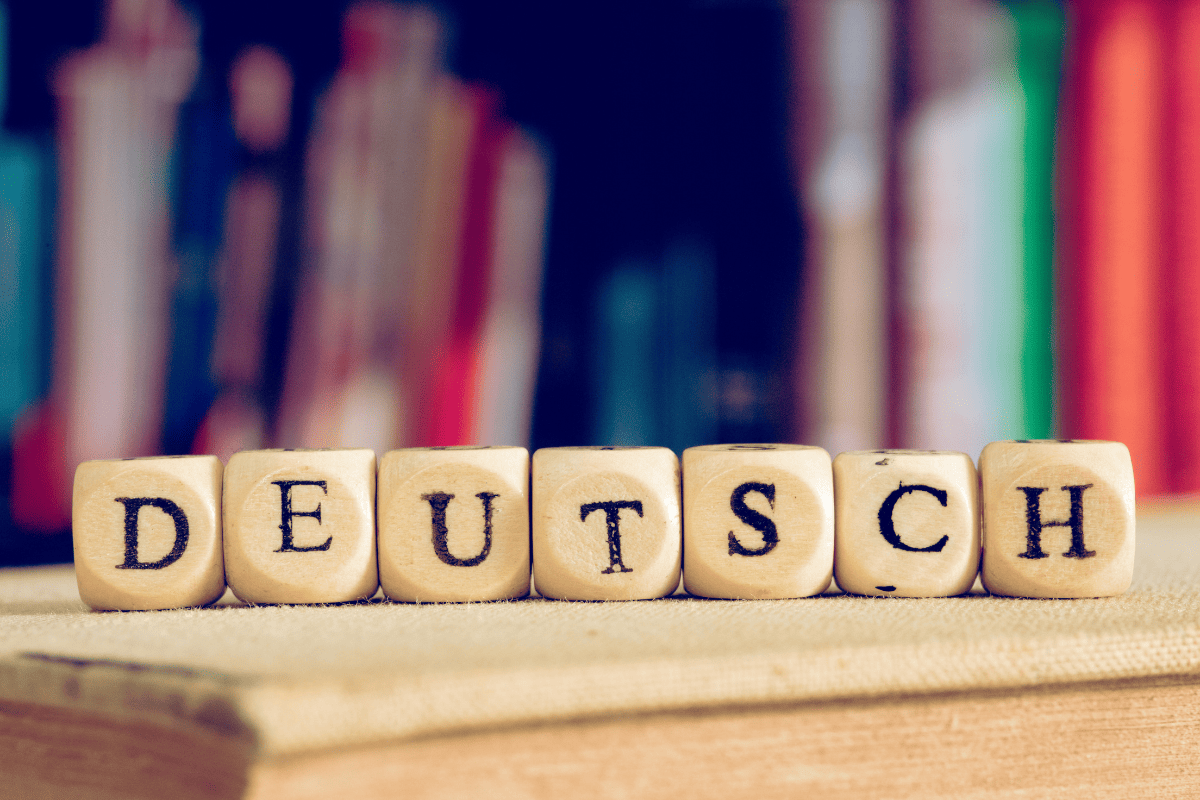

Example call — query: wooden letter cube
[224,449,377,604]
[72,456,225,610]
[682,444,833,599]
[378,446,530,602]
[833,450,979,597]
[980,440,1135,598]
[532,447,680,600]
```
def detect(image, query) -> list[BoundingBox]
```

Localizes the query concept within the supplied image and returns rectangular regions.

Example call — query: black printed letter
[877,483,949,553]
[423,491,498,567]
[273,480,331,552]
[1017,484,1095,560]
[728,482,778,556]
[114,497,189,570]
[580,500,643,574]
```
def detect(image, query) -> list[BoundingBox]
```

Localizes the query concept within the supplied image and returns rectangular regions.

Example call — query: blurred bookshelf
[0,0,1194,566]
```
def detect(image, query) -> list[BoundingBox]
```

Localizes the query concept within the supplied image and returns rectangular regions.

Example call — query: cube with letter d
[73,455,225,610]
[224,449,377,604]
[533,447,680,600]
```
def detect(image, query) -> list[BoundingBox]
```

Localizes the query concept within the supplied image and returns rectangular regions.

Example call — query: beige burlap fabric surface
[1,509,1198,758]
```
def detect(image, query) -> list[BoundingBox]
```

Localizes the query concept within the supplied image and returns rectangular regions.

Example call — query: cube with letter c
[833,450,979,597]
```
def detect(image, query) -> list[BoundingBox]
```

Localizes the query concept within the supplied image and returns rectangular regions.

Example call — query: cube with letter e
[980,440,1135,598]
[224,449,377,604]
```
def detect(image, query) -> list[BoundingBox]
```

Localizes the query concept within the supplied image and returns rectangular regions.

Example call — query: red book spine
[425,87,506,446]
[1168,0,1200,492]
[1060,0,1169,496]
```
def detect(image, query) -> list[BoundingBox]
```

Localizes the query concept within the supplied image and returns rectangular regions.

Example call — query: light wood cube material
[73,456,225,610]
[682,444,833,599]
[533,447,680,600]
[833,450,979,597]
[224,449,378,604]
[981,440,1135,598]
[378,446,530,602]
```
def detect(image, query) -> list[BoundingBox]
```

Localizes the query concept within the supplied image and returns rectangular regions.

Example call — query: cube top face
[833,450,979,597]
[684,443,826,455]
[378,447,530,602]
[980,439,1134,598]
[532,446,681,600]
[72,456,225,610]
[223,448,378,604]
[682,444,833,599]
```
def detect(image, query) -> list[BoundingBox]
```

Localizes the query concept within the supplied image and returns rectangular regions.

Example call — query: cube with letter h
[683,444,834,599]
[73,456,225,610]
[378,446,530,602]
[981,440,1135,598]
[223,449,378,604]
[533,447,680,600]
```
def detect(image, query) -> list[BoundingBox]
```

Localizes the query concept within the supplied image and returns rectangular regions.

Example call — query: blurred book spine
[14,0,198,530]
[1012,0,1064,442]
[192,46,293,461]
[425,86,505,446]
[900,0,1026,458]
[1168,0,1200,493]
[473,129,551,448]
[1059,0,1168,496]
[0,4,48,437]
[790,0,892,455]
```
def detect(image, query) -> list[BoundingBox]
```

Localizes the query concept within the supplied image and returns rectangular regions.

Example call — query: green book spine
[1012,0,1065,440]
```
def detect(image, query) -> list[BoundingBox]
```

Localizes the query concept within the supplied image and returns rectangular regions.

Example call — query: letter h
[1016,484,1096,560]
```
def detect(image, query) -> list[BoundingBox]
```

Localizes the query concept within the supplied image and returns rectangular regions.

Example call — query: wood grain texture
[246,677,1200,799]
[7,677,1192,800]
[0,699,251,800]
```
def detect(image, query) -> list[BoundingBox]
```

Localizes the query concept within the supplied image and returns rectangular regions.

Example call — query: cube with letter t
[980,440,1135,598]
[533,447,680,600]
[682,444,833,599]
[224,449,378,604]
[73,455,225,610]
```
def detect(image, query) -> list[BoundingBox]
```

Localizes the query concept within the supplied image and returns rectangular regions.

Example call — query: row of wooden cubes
[71,441,1136,610]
